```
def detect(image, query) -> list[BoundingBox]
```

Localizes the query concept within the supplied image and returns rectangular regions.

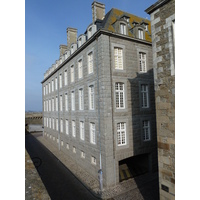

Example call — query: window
[56,96,58,111]
[60,95,63,111]
[88,27,92,39]
[66,143,69,149]
[43,86,45,96]
[44,117,46,127]
[65,93,68,111]
[71,65,74,83]
[138,29,144,39]
[46,117,48,127]
[90,123,96,144]
[139,52,147,72]
[141,84,149,108]
[80,121,84,140]
[88,52,93,74]
[59,74,62,88]
[46,85,48,95]
[49,118,51,129]
[65,120,69,135]
[117,122,126,146]
[46,100,48,112]
[78,38,82,47]
[89,85,94,110]
[78,59,83,79]
[60,119,63,133]
[52,98,54,111]
[73,146,76,153]
[56,119,58,131]
[49,99,51,111]
[142,120,150,141]
[52,80,54,92]
[71,91,75,111]
[49,82,51,93]
[55,77,58,90]
[79,88,84,110]
[72,120,76,137]
[114,47,123,70]
[81,151,85,158]
[120,23,126,35]
[52,118,55,130]
[115,83,125,109]
[64,70,68,86]
[44,101,45,112]
[91,156,96,165]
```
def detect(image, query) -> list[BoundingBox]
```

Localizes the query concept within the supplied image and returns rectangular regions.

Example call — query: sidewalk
[33,132,159,200]
[25,149,50,200]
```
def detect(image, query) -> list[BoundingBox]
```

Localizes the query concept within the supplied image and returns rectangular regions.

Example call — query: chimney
[66,27,77,50]
[59,44,68,56]
[92,1,105,23]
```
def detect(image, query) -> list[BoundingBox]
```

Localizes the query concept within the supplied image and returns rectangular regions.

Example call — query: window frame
[88,51,94,74]
[115,82,125,109]
[70,65,75,83]
[72,120,76,137]
[80,121,85,141]
[79,88,84,110]
[78,58,83,79]
[71,90,75,111]
[142,120,151,141]
[117,122,126,146]
[89,85,95,110]
[90,122,96,144]
[114,47,123,70]
[139,52,147,73]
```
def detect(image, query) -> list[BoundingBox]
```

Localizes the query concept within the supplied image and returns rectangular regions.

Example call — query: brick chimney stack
[92,1,105,23]
[66,27,77,49]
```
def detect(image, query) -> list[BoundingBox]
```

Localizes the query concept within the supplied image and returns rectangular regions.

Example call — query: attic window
[138,29,144,39]
[120,23,126,35]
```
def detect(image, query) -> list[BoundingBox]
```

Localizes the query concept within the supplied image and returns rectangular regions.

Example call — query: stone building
[42,1,158,189]
[145,0,175,199]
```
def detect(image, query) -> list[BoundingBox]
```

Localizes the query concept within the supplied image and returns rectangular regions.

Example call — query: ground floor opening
[119,153,150,182]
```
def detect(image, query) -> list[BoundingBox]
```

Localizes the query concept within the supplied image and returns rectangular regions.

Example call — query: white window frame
[73,146,76,153]
[80,121,85,141]
[65,93,68,111]
[88,52,93,74]
[60,119,63,133]
[44,101,46,112]
[115,82,125,109]
[142,120,151,141]
[78,59,83,79]
[117,122,126,146]
[64,70,68,86]
[49,99,51,111]
[90,122,96,144]
[71,65,74,83]
[46,84,48,95]
[56,118,58,131]
[43,86,45,96]
[139,52,147,72]
[89,85,94,110]
[72,120,76,137]
[55,77,58,90]
[138,29,144,39]
[56,96,58,111]
[52,118,55,130]
[44,117,46,127]
[59,73,62,88]
[48,82,51,93]
[46,117,48,127]
[79,88,84,110]
[49,118,51,129]
[141,84,149,108]
[114,47,123,70]
[52,98,54,111]
[65,119,69,135]
[52,79,54,92]
[60,95,63,111]
[71,91,75,111]
[120,23,126,35]
[46,100,48,112]
[81,151,85,159]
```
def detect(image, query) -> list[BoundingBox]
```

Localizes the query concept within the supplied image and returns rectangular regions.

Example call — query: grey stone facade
[42,1,158,189]
[146,0,175,199]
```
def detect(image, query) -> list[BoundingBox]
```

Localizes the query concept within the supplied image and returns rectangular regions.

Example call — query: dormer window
[120,23,126,35]
[78,38,82,47]
[138,29,144,39]
[87,24,97,39]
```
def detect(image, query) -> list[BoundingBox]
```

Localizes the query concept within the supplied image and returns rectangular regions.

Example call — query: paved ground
[27,131,159,200]
[26,131,99,200]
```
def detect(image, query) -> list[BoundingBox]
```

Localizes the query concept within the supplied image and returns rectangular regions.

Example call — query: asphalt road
[25,132,99,200]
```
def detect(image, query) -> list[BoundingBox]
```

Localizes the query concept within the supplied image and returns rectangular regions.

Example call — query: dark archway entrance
[119,153,150,182]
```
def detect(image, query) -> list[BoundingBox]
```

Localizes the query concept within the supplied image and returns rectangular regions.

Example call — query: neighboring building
[146,0,175,199]
[42,1,158,189]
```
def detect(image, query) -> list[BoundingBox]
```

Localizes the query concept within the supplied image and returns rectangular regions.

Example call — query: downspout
[57,72,61,151]
[95,36,103,191]
[109,36,116,185]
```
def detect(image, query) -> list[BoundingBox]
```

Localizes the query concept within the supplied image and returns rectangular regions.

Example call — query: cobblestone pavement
[25,149,50,200]
[32,132,159,200]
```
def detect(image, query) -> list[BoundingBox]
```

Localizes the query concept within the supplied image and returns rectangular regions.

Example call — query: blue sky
[25,0,156,112]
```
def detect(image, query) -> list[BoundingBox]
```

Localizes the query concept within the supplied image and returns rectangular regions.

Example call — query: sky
[25,0,157,112]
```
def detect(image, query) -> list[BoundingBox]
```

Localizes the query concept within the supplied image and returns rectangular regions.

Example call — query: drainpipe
[95,36,103,192]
